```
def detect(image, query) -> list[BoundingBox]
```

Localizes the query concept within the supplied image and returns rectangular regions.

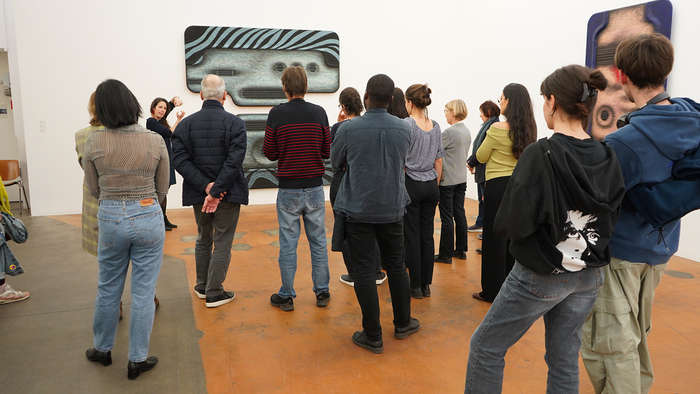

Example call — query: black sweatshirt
[494,134,626,275]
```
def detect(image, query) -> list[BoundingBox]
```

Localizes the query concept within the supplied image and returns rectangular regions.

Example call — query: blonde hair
[445,99,467,121]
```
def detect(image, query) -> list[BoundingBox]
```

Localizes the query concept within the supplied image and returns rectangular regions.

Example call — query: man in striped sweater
[263,65,331,312]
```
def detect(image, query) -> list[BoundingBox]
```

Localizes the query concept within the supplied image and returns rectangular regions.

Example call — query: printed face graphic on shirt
[557,210,600,272]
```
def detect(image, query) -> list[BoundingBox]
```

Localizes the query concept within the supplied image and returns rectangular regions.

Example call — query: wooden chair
[0,160,30,214]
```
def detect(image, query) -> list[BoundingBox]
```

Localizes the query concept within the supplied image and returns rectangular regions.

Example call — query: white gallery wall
[2,0,700,260]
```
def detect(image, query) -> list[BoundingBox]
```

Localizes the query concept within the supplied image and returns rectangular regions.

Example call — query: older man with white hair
[172,74,249,308]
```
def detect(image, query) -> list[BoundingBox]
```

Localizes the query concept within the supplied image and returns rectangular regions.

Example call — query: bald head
[201,74,226,101]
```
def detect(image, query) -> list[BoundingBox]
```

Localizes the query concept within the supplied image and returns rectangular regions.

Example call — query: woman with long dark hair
[472,83,536,303]
[465,65,624,393]
[403,84,444,299]
[83,79,169,380]
[146,97,184,230]
[466,101,500,234]
[388,87,409,119]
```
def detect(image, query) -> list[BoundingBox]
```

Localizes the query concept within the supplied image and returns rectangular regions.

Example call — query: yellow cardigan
[476,125,518,181]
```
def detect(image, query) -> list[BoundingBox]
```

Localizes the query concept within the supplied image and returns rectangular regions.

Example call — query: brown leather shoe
[154,296,160,310]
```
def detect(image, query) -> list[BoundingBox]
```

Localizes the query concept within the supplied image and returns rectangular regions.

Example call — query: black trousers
[479,176,515,301]
[345,219,411,340]
[404,175,439,288]
[437,182,468,257]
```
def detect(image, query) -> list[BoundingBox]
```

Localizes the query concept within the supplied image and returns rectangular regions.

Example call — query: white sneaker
[375,271,387,285]
[0,284,30,304]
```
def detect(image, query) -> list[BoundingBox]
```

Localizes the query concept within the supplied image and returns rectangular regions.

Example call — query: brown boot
[154,295,159,310]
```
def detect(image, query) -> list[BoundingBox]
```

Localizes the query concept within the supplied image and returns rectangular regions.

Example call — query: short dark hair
[366,74,394,107]
[540,64,608,127]
[615,33,673,89]
[281,66,308,97]
[387,87,409,118]
[479,100,500,119]
[94,79,142,129]
[339,87,363,117]
[502,83,536,159]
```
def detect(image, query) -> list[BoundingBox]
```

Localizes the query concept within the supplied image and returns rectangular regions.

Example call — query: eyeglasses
[498,96,507,104]
[444,108,452,114]
[338,104,343,110]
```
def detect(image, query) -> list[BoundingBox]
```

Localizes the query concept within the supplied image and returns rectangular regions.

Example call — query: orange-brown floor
[48,200,700,393]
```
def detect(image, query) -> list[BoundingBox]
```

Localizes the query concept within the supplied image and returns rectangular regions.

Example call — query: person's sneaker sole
[339,275,355,287]
[193,287,206,299]
[375,272,387,285]
[0,294,30,304]
[206,292,235,308]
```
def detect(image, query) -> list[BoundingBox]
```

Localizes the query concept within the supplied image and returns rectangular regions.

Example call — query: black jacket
[494,135,625,275]
[172,100,249,206]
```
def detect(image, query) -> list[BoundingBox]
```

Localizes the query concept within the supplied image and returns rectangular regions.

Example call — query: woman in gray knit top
[83,79,169,380]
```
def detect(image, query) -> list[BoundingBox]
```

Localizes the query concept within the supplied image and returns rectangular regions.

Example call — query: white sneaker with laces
[0,284,30,304]
[375,271,387,285]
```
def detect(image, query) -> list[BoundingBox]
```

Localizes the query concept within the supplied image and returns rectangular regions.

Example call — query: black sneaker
[434,254,452,264]
[193,286,206,299]
[467,225,483,233]
[205,291,235,308]
[410,287,423,299]
[394,317,420,339]
[375,271,387,285]
[476,248,482,255]
[478,234,483,240]
[454,250,467,260]
[352,331,383,354]
[270,293,294,311]
[316,291,331,307]
[339,274,354,287]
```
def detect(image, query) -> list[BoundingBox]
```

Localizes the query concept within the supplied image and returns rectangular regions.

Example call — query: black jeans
[341,240,382,278]
[345,218,412,340]
[479,176,515,301]
[475,182,485,227]
[437,182,468,257]
[404,175,439,288]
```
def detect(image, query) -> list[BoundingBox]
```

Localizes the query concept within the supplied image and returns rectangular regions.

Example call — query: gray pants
[193,202,241,297]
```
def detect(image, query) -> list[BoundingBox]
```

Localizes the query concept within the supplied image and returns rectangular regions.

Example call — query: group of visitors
[69,32,699,394]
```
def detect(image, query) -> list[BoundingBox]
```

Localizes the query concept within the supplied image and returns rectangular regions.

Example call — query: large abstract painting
[585,0,672,140]
[184,26,340,189]
[184,26,340,107]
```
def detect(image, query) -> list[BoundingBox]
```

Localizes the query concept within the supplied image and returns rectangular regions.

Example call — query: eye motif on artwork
[585,0,672,140]
[184,26,340,107]
[558,210,600,272]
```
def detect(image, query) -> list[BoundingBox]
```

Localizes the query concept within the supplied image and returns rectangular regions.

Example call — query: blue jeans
[465,262,604,394]
[276,186,329,298]
[93,200,165,363]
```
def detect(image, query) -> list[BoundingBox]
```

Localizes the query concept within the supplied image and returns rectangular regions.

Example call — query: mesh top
[83,124,170,202]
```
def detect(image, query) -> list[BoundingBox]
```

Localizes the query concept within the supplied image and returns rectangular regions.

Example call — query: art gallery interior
[1,0,699,392]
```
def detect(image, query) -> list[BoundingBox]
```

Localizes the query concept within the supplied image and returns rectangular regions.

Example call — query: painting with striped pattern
[184,26,340,107]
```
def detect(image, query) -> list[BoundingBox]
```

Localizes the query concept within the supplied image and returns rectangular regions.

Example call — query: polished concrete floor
[2,200,699,393]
